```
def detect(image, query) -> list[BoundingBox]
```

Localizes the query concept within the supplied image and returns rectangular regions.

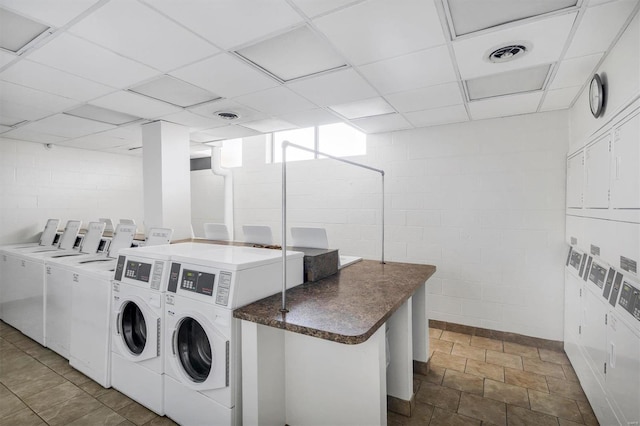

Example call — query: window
[269,123,366,163]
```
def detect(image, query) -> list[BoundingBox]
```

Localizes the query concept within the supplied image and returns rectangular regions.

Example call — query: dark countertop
[233,260,436,345]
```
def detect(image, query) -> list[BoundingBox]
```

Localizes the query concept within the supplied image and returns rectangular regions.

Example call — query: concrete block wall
[0,138,144,244]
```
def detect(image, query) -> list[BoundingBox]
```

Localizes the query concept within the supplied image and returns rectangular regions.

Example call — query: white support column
[387,297,413,401]
[142,121,192,240]
[412,283,430,363]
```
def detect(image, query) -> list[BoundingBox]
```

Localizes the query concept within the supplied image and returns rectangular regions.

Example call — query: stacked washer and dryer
[110,243,304,425]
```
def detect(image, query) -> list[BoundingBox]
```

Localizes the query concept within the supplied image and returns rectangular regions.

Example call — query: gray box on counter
[291,247,339,282]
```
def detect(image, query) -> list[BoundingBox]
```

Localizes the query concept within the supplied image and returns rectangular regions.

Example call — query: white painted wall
[190,169,225,238]
[230,112,569,340]
[0,137,143,244]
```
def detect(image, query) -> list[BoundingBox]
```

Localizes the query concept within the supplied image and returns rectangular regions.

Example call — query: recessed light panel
[65,105,141,125]
[235,26,347,81]
[0,7,49,53]
[129,75,221,107]
[329,97,395,119]
[466,64,551,100]
[447,0,577,36]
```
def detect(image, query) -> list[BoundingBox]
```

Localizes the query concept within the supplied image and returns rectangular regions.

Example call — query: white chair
[145,228,173,246]
[242,225,273,245]
[290,227,329,249]
[204,223,229,241]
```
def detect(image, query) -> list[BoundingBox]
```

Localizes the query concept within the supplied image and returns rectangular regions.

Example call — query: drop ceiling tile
[468,92,543,120]
[540,86,582,111]
[143,0,303,50]
[0,80,78,112]
[194,125,260,141]
[103,143,143,156]
[69,0,219,72]
[90,91,181,119]
[233,86,316,116]
[2,127,68,143]
[564,0,637,58]
[0,101,54,122]
[466,64,550,100]
[453,12,577,79]
[287,68,378,106]
[405,104,469,128]
[0,60,114,101]
[351,113,412,134]
[0,124,11,133]
[329,97,395,119]
[241,118,296,133]
[289,0,361,17]
[0,115,26,126]
[313,0,446,65]
[0,0,99,27]
[359,46,457,95]
[57,133,132,150]
[159,111,226,131]
[28,33,159,88]
[550,53,602,89]
[21,114,115,138]
[190,99,267,125]
[278,108,342,127]
[386,82,463,113]
[0,50,16,67]
[171,53,278,99]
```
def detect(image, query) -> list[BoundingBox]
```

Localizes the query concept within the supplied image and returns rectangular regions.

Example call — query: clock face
[589,74,603,118]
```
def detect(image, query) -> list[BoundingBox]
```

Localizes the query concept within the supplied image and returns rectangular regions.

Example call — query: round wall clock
[589,74,604,118]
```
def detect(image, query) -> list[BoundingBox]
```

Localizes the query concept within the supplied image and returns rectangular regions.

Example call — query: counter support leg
[387,297,414,416]
[412,283,430,374]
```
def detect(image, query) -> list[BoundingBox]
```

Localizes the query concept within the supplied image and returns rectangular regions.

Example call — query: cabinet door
[567,152,584,208]
[584,134,611,209]
[611,111,640,209]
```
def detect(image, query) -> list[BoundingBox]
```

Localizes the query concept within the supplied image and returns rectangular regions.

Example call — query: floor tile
[117,400,158,426]
[457,392,506,425]
[415,382,461,411]
[0,384,28,418]
[428,407,481,426]
[546,376,588,402]
[389,401,434,426]
[430,352,467,373]
[441,331,471,345]
[98,389,136,411]
[1,360,55,389]
[142,416,179,425]
[422,365,445,385]
[486,349,523,370]
[38,393,103,426]
[504,367,549,393]
[561,363,580,383]
[78,379,111,397]
[503,342,539,359]
[430,338,454,354]
[63,370,92,386]
[528,389,583,422]
[23,381,85,414]
[483,379,530,408]
[451,343,485,362]
[523,358,566,379]
[464,359,504,382]
[66,405,126,426]
[576,398,599,426]
[4,368,68,399]
[430,328,443,339]
[538,348,571,365]
[0,407,46,426]
[506,404,560,426]
[558,419,585,426]
[442,369,484,396]
[470,335,503,352]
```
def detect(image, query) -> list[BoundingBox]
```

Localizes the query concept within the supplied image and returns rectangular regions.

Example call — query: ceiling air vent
[216,111,239,120]
[487,44,529,63]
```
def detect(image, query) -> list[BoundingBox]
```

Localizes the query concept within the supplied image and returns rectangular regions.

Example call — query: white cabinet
[611,111,640,209]
[584,134,611,209]
[567,151,584,208]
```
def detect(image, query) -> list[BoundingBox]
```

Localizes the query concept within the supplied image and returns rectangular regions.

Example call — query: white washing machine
[163,244,304,426]
[0,220,81,345]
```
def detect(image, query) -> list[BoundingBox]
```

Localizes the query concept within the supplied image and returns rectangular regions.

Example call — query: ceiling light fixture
[129,75,221,108]
[466,63,551,100]
[0,7,50,54]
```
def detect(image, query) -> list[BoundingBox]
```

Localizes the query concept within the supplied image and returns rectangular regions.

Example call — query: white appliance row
[110,243,304,425]
[564,244,640,426]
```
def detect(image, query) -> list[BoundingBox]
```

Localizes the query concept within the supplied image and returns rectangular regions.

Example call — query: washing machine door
[115,296,160,362]
[171,313,228,391]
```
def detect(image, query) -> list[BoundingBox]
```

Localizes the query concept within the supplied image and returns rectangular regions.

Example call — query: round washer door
[116,297,159,362]
[172,315,228,390]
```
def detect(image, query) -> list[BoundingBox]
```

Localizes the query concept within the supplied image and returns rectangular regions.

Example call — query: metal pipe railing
[280,141,385,312]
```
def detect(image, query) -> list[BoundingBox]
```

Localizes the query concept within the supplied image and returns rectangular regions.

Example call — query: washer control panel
[181,269,215,297]
[124,260,152,283]
[588,262,607,289]
[619,281,640,322]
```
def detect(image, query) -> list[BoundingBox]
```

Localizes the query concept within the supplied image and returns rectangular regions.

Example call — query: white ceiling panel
[360,46,457,95]
[190,99,267,126]
[159,111,226,131]
[453,12,577,80]
[20,114,115,138]
[313,0,446,65]
[468,92,543,120]
[0,80,78,112]
[540,86,582,111]
[241,118,296,133]
[550,53,602,89]
[329,97,395,119]
[69,0,219,72]
[0,124,11,133]
[28,33,159,89]
[466,64,551,100]
[0,60,114,101]
[0,49,16,67]
[233,86,316,116]
[57,133,132,150]
[287,68,378,106]
[143,0,303,50]
[0,102,55,122]
[90,91,181,119]
[171,53,278,99]
[351,113,411,134]
[194,125,261,141]
[1,127,68,143]
[289,0,361,18]
[0,0,100,27]
[278,108,342,127]
[564,0,638,58]
[405,104,469,128]
[386,82,463,113]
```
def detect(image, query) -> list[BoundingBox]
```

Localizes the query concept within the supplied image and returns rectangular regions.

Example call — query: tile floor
[1,319,599,426]
[388,328,600,426]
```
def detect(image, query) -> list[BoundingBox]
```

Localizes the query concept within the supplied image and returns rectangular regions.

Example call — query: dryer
[163,244,304,426]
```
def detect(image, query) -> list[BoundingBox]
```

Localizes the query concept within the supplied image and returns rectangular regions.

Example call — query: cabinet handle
[610,342,616,368]
[615,157,621,180]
